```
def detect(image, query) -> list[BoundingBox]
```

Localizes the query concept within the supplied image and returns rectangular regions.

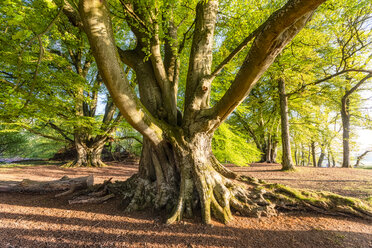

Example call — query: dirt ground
[0,162,371,248]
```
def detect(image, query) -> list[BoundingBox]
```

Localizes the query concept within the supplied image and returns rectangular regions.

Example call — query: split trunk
[64,135,107,167]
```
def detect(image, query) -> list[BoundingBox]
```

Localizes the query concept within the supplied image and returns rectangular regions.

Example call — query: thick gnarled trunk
[124,132,278,224]
[64,136,106,167]
[76,0,368,225]
[116,132,372,224]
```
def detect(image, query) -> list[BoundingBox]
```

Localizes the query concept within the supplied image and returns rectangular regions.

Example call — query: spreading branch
[287,69,372,98]
[343,73,372,99]
[79,0,168,146]
[209,0,326,126]
[208,25,263,81]
[47,121,74,143]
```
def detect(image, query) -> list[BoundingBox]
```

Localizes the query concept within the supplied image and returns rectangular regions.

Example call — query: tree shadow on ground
[0,213,371,248]
[0,192,371,248]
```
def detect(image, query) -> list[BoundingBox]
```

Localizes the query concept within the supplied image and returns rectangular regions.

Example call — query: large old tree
[72,0,372,223]
[25,0,368,224]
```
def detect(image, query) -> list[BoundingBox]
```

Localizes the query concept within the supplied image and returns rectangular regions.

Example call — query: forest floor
[0,162,371,248]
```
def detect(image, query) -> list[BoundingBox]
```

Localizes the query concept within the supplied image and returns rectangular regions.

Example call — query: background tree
[230,85,280,164]
[0,0,125,167]
[317,7,372,168]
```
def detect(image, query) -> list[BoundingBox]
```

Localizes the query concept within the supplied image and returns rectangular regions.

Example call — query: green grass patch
[356,166,372,170]
[0,160,63,168]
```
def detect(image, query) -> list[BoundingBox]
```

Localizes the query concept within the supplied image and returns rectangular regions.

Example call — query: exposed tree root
[99,168,371,225]
[4,165,371,224]
[62,160,106,168]
[65,178,114,204]
[69,193,115,204]
[55,185,77,197]
[100,156,366,225]
[85,154,371,224]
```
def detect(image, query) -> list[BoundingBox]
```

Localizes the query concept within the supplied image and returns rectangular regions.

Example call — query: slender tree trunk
[278,79,295,170]
[311,141,317,167]
[294,148,298,166]
[260,143,267,162]
[327,149,331,167]
[270,139,278,163]
[307,145,311,166]
[341,96,351,168]
[265,135,272,163]
[331,151,336,167]
[340,75,372,167]
[301,144,305,166]
[317,148,325,167]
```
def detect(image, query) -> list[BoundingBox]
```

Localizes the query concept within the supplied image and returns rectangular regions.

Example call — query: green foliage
[113,121,143,156]
[212,123,261,166]
[0,129,63,159]
[23,136,64,158]
[0,0,126,161]
[0,0,371,166]
[0,160,62,168]
[0,130,29,157]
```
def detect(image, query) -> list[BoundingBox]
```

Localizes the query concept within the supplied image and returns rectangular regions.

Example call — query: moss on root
[261,183,372,218]
[72,172,372,224]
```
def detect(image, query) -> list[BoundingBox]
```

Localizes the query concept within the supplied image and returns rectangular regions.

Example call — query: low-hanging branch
[47,121,74,143]
[354,150,372,167]
[13,122,68,143]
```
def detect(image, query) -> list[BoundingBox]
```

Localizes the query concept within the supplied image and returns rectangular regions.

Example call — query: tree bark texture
[341,96,351,168]
[64,134,107,167]
[278,79,295,170]
[311,141,317,167]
